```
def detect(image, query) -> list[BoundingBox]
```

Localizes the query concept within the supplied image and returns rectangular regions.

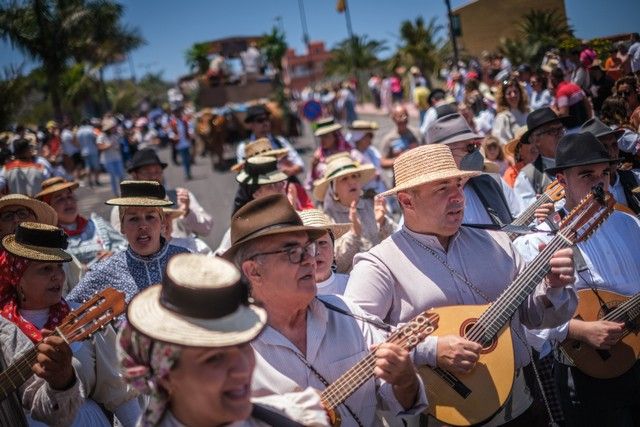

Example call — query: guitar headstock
[544,180,565,202]
[397,310,439,351]
[559,185,615,244]
[57,288,126,343]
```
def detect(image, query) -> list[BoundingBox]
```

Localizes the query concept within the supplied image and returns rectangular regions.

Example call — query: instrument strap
[402,229,561,426]
[316,297,393,332]
[291,351,365,427]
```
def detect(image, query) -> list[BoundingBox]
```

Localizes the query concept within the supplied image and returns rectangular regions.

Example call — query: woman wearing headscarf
[118,253,328,427]
[67,181,189,304]
[298,209,351,295]
[0,222,140,426]
[314,154,396,272]
[35,177,127,274]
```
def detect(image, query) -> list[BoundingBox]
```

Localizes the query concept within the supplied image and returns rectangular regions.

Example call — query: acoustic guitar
[419,186,615,426]
[0,288,126,401]
[322,310,439,427]
[506,179,565,240]
[561,288,640,379]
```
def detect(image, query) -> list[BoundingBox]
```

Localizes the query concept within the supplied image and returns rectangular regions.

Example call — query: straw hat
[236,156,288,186]
[3,222,71,262]
[298,209,351,240]
[162,207,184,220]
[231,138,289,172]
[0,194,57,225]
[35,177,79,200]
[314,117,342,137]
[379,145,481,197]
[102,117,118,132]
[504,126,528,159]
[312,154,376,201]
[349,120,379,131]
[127,254,267,347]
[224,194,326,260]
[106,181,174,207]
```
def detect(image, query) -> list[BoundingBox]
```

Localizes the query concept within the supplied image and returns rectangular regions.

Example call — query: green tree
[259,26,288,110]
[0,0,143,120]
[185,42,210,75]
[324,34,387,76]
[0,66,30,129]
[394,16,445,76]
[497,37,541,67]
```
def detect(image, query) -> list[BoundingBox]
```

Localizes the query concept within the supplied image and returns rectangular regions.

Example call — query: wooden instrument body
[419,304,515,426]
[561,289,640,379]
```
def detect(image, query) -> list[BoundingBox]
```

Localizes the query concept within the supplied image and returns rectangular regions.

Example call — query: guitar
[419,186,615,426]
[0,288,126,401]
[561,289,640,379]
[322,310,439,427]
[506,180,565,240]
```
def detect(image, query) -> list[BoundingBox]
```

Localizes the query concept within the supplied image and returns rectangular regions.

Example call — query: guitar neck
[467,232,570,346]
[507,193,551,240]
[603,292,640,324]
[0,348,38,401]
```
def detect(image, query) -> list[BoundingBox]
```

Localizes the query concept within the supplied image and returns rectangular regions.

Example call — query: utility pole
[444,0,460,70]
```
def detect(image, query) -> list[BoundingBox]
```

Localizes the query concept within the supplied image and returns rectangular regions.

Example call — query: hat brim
[127,160,168,173]
[236,169,288,185]
[35,182,79,200]
[162,208,184,220]
[223,225,327,260]
[0,197,57,226]
[127,285,267,347]
[313,164,377,201]
[2,235,71,262]
[546,157,622,175]
[325,223,352,240]
[231,148,289,172]
[105,197,174,207]
[379,169,481,197]
[432,131,483,145]
[314,123,343,137]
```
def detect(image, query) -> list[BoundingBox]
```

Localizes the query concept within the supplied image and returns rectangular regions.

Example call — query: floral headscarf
[117,321,182,427]
[0,249,70,343]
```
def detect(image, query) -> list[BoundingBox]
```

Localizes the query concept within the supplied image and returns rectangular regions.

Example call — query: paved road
[76,112,421,250]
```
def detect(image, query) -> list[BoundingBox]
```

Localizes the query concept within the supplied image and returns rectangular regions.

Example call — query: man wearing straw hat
[345,144,576,425]
[0,194,57,241]
[426,113,522,226]
[226,194,427,427]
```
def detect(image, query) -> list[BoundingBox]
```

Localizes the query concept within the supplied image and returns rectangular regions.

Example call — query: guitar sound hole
[460,318,498,354]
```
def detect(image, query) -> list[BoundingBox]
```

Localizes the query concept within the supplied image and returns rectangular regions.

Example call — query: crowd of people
[0,33,639,427]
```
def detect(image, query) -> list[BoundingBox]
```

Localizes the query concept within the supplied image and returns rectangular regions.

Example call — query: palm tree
[497,37,541,67]
[184,42,210,75]
[324,34,387,76]
[0,0,142,120]
[519,9,573,48]
[394,16,445,76]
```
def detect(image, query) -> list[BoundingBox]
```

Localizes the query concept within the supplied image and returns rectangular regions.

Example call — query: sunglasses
[250,241,317,264]
[533,126,565,138]
[0,208,34,222]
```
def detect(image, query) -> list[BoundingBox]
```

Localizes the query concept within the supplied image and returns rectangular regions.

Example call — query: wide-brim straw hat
[127,254,267,347]
[2,222,71,262]
[298,209,351,240]
[231,138,289,172]
[312,155,376,201]
[106,181,174,207]
[0,194,57,225]
[314,117,343,137]
[349,120,379,131]
[162,207,184,220]
[379,145,481,197]
[35,177,79,200]
[236,156,288,185]
[504,126,528,159]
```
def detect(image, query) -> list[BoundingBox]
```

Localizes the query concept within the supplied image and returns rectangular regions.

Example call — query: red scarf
[0,250,70,343]
[60,215,88,237]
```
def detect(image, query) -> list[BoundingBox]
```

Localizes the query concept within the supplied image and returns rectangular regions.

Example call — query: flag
[336,0,346,13]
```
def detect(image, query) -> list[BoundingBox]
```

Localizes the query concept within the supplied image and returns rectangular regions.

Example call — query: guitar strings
[602,293,640,322]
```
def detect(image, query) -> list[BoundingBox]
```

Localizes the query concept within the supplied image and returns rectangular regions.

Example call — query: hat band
[326,164,358,179]
[236,221,302,244]
[432,128,477,144]
[160,277,245,319]
[121,183,167,200]
[243,160,279,181]
[15,226,68,249]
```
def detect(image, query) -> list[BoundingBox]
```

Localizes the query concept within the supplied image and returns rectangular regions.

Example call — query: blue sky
[1,0,639,81]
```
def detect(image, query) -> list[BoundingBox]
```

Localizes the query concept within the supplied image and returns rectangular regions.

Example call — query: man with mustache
[344,144,577,425]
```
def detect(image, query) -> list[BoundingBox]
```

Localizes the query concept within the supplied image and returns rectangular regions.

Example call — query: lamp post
[444,0,460,70]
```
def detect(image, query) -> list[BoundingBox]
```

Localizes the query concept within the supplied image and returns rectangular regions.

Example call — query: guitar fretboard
[0,349,37,400]
[507,193,552,240]
[603,292,640,324]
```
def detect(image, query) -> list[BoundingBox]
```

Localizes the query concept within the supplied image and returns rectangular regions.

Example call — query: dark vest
[618,169,640,215]
[467,174,514,226]
[521,155,554,196]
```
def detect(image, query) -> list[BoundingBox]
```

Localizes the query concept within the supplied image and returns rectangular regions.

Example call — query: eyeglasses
[619,90,632,97]
[533,126,565,138]
[0,208,34,222]
[250,241,317,264]
[254,116,269,123]
[466,143,478,153]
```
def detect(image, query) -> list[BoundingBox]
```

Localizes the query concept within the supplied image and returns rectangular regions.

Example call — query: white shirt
[316,272,349,296]
[513,156,555,209]
[514,210,640,352]
[251,296,427,427]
